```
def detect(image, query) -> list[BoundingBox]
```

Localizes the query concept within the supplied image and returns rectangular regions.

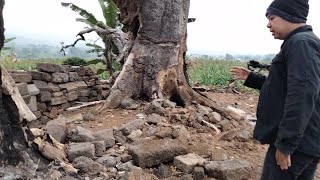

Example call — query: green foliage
[61,2,105,28]
[102,0,118,28]
[188,56,251,91]
[62,57,87,66]
[62,0,121,77]
[2,37,16,51]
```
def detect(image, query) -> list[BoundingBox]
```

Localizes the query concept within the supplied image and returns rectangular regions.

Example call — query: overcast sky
[3,0,320,55]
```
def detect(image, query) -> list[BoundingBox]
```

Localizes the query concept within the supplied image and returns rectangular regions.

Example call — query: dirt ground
[63,88,320,180]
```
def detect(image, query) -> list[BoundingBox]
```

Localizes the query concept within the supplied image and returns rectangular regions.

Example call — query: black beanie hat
[266,0,309,23]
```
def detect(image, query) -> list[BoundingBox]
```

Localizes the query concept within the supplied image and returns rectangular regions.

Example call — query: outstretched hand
[230,66,250,80]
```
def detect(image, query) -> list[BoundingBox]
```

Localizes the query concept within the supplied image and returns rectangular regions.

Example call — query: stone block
[128,139,187,168]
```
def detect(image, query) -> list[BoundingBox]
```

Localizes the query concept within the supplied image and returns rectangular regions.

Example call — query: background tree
[61,0,128,76]
[95,0,226,118]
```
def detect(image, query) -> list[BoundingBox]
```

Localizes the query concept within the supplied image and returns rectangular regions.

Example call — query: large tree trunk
[97,0,226,115]
[0,0,48,178]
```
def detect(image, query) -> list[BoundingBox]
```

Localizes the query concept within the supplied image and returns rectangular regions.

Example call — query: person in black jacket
[231,0,320,179]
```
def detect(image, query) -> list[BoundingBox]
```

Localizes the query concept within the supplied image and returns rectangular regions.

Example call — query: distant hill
[3,33,96,59]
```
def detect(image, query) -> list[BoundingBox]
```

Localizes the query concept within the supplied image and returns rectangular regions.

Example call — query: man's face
[267,14,292,40]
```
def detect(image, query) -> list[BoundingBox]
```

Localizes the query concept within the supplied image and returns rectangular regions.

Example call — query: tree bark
[0,0,48,177]
[97,0,226,116]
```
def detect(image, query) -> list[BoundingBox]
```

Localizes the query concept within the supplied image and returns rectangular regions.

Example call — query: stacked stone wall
[9,63,111,123]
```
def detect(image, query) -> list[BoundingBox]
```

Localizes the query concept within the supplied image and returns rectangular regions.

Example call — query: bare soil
[63,88,320,180]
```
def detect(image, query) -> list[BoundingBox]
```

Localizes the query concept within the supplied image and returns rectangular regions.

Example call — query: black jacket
[244,25,320,156]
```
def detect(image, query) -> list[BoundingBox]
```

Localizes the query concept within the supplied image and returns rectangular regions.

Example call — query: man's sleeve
[244,72,266,90]
[275,40,320,155]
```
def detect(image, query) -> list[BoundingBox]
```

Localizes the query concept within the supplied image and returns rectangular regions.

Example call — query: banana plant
[61,0,121,76]
[2,37,16,51]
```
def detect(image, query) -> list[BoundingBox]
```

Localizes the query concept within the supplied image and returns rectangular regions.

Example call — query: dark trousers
[261,145,320,180]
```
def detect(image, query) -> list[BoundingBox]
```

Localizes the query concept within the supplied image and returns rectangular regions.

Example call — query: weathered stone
[119,119,145,136]
[92,141,105,157]
[96,155,117,167]
[89,90,98,98]
[29,70,52,82]
[155,126,173,138]
[61,102,71,110]
[37,91,51,102]
[68,81,89,91]
[145,100,167,116]
[193,166,205,180]
[66,113,83,124]
[197,104,213,115]
[127,130,143,142]
[78,96,89,102]
[208,112,222,123]
[205,159,251,180]
[72,66,86,76]
[51,91,63,97]
[37,102,47,112]
[174,153,206,173]
[37,63,62,73]
[33,80,50,91]
[16,82,29,96]
[121,154,132,163]
[210,148,228,161]
[79,89,90,97]
[22,95,31,104]
[27,84,40,95]
[67,142,95,162]
[52,72,69,83]
[94,129,115,148]
[51,96,68,105]
[10,73,32,83]
[33,111,42,118]
[48,82,60,92]
[68,72,79,81]
[154,164,173,179]
[46,116,67,143]
[146,113,164,125]
[71,126,95,142]
[83,112,95,121]
[122,167,159,180]
[219,119,233,132]
[27,96,38,112]
[114,130,127,144]
[85,79,96,87]
[72,156,102,175]
[116,161,134,172]
[128,139,188,168]
[61,65,72,73]
[66,91,79,101]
